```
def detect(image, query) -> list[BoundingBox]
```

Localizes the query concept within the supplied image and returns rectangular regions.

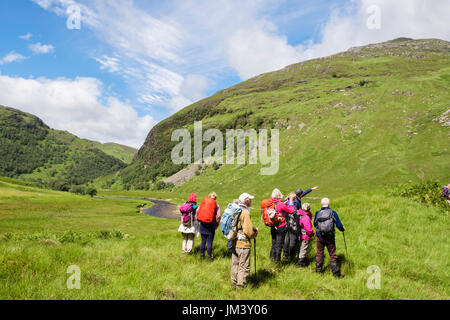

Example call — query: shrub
[389,180,449,211]
[155,181,166,190]
[85,185,97,198]
[69,185,86,195]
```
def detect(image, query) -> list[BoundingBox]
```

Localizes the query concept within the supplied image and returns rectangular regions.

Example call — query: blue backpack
[220,203,243,239]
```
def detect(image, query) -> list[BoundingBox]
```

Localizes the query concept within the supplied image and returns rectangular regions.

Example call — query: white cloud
[0,52,27,65]
[31,0,450,114]
[19,33,33,40]
[167,74,209,112]
[95,55,120,73]
[0,74,156,148]
[290,0,450,62]
[29,42,55,54]
[226,21,304,79]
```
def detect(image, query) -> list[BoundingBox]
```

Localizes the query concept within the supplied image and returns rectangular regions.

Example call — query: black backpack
[316,208,335,237]
[286,211,300,235]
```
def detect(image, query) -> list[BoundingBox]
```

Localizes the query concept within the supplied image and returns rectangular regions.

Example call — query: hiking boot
[200,253,205,259]
[297,258,307,267]
[315,260,323,273]
[330,260,344,278]
[208,255,214,261]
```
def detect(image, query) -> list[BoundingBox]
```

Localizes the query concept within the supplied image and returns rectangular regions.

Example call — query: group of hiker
[177,186,346,288]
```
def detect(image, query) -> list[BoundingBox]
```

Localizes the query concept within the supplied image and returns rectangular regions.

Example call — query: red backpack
[261,199,284,227]
[197,197,217,223]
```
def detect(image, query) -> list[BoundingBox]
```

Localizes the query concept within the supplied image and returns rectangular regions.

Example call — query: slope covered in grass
[0,105,132,189]
[109,38,449,194]
[1,177,448,299]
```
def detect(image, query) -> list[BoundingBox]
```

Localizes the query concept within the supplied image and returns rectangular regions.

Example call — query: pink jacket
[298,209,314,240]
[272,198,295,228]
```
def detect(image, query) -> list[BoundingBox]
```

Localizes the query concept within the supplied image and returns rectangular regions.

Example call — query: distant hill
[79,141,137,164]
[0,105,135,190]
[105,38,449,194]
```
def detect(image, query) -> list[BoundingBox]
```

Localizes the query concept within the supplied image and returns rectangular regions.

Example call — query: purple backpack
[180,202,194,226]
[442,186,449,198]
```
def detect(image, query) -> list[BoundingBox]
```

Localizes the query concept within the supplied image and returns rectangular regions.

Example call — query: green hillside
[106,38,449,194]
[83,141,137,164]
[0,105,131,190]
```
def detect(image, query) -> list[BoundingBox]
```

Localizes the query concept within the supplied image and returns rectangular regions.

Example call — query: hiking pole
[254,238,257,276]
[342,231,351,273]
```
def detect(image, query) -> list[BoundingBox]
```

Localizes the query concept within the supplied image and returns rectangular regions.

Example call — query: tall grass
[0,179,448,299]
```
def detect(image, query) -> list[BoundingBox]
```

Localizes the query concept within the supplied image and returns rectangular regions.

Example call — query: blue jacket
[294,189,312,210]
[313,207,344,237]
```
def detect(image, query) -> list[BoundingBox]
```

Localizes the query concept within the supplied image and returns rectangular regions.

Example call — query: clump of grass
[0,230,128,243]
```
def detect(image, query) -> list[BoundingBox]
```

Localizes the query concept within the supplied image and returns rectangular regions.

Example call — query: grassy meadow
[0,177,448,299]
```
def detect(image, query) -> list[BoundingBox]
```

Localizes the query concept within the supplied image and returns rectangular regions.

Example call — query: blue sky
[0,0,449,148]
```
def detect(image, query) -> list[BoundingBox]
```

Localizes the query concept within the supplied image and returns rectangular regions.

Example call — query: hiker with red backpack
[261,188,296,266]
[197,192,221,260]
[230,193,258,288]
[314,197,345,278]
[297,203,315,267]
[177,193,199,254]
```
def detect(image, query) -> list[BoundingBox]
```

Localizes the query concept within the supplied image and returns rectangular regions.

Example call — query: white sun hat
[239,193,255,203]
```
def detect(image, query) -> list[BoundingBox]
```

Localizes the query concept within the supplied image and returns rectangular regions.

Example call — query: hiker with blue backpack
[227,193,258,288]
[178,193,199,254]
[314,197,345,278]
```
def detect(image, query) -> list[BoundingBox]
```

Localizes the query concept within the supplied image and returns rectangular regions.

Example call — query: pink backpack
[179,202,194,226]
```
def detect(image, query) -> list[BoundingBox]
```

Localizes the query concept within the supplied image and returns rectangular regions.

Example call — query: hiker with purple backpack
[442,184,450,205]
[178,193,199,254]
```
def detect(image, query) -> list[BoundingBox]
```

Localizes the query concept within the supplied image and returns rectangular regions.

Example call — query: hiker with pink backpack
[178,193,199,254]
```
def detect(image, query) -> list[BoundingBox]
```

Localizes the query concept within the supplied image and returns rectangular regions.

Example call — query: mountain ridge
[0,105,136,190]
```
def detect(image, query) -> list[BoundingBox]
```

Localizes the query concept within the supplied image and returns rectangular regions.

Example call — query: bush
[85,186,97,198]
[69,185,86,195]
[165,182,175,190]
[390,180,449,211]
[155,181,166,190]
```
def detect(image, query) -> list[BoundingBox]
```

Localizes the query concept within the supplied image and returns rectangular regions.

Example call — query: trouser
[200,232,215,257]
[271,226,287,262]
[182,233,195,253]
[298,239,309,260]
[283,230,299,261]
[270,227,277,260]
[231,247,251,287]
[315,235,337,262]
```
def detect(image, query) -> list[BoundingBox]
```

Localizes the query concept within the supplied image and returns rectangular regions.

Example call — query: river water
[95,196,179,220]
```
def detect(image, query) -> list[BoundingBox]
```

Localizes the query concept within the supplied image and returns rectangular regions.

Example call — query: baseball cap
[239,193,255,203]
[295,188,304,196]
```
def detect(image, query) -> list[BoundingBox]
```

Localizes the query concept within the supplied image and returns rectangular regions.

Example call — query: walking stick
[254,238,257,276]
[342,231,351,272]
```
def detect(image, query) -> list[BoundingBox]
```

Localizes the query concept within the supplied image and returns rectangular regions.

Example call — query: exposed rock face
[162,164,201,186]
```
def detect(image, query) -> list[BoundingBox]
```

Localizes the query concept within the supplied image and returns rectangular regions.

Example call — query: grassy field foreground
[0,178,448,299]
